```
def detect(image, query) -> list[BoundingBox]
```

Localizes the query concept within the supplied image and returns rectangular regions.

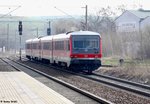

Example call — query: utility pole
[36,27,38,37]
[15,30,17,55]
[85,5,88,31]
[18,21,23,60]
[7,24,9,52]
[49,21,51,30]
[82,5,88,30]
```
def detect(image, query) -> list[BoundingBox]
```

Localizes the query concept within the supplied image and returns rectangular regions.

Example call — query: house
[115,9,150,33]
[114,9,150,58]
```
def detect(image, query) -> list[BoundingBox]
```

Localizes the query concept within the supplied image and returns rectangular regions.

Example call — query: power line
[0,5,21,7]
[0,6,21,18]
[54,6,76,19]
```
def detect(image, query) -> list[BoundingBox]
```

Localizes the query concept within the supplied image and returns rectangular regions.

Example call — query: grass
[102,57,120,66]
[100,57,150,84]
[102,57,150,66]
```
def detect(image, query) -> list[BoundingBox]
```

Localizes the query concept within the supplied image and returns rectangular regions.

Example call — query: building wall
[141,16,150,30]
[115,11,140,33]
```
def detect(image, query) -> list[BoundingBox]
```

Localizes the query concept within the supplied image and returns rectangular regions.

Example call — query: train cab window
[72,35,100,54]
[74,41,84,48]
[73,39,98,49]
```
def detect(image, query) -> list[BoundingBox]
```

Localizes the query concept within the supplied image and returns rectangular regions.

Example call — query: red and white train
[25,31,102,73]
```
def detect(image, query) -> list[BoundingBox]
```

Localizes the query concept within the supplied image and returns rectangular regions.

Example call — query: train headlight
[84,55,88,58]
[70,55,77,58]
[95,55,98,58]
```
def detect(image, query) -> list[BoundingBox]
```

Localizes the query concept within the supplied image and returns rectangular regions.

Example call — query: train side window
[35,43,39,49]
[49,42,52,50]
[28,44,31,49]
[55,41,64,50]
[39,44,41,49]
[35,43,37,49]
[43,43,45,49]
[34,43,36,49]
[32,43,35,49]
[43,42,50,50]
[26,44,28,49]
[66,40,70,51]
[32,43,37,49]
[28,44,30,49]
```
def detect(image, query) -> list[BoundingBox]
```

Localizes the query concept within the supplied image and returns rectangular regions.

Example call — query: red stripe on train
[70,54,102,58]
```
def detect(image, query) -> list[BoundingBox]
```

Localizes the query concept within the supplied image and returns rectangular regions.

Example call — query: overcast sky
[0,0,150,16]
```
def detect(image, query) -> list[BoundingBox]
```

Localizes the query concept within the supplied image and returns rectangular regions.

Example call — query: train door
[39,39,42,60]
[51,38,54,63]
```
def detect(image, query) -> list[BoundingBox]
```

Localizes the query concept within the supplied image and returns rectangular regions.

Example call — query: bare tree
[80,6,116,34]
[116,4,127,13]
[53,19,80,34]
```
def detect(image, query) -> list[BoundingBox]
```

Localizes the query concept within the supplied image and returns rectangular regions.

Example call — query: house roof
[115,9,150,22]
[129,9,150,19]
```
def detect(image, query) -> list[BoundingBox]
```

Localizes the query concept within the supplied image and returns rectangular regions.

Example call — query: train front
[69,31,102,73]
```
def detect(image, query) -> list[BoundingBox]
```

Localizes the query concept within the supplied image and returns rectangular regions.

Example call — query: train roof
[25,31,101,42]
[52,33,70,40]
[25,39,33,43]
[32,38,40,43]
[52,31,100,40]
[69,31,100,36]
[40,36,52,41]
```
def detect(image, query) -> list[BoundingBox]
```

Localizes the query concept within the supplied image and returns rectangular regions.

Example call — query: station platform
[0,72,74,104]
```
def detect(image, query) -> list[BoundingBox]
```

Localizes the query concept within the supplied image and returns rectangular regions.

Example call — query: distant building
[115,9,150,33]
[115,9,150,58]
[141,16,150,29]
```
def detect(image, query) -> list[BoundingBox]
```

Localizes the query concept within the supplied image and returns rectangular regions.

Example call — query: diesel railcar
[25,31,102,73]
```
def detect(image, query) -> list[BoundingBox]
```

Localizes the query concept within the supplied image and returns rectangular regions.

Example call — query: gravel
[17,59,150,104]
[0,58,17,71]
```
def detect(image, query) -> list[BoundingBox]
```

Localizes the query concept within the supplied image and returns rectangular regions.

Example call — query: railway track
[4,58,112,104]
[89,73,150,97]
[0,58,20,71]
[0,58,21,71]
[71,71,150,98]
[13,56,150,98]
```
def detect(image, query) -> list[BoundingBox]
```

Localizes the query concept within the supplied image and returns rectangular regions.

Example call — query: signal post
[18,21,22,60]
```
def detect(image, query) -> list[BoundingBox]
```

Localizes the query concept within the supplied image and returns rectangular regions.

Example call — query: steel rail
[7,58,112,104]
[11,56,150,98]
[0,58,21,71]
[85,73,150,98]
[93,73,150,90]
[19,56,150,97]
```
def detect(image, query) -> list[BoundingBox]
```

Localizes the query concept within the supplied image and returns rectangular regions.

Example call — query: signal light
[47,28,51,35]
[18,21,23,35]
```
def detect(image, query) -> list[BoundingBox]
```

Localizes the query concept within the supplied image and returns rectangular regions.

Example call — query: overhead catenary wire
[0,6,21,18]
